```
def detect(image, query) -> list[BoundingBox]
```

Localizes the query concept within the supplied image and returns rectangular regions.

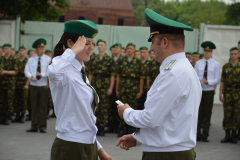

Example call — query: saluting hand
[116,134,136,150]
[71,36,86,56]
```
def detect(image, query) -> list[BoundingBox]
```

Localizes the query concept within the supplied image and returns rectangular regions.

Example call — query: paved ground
[0,104,240,160]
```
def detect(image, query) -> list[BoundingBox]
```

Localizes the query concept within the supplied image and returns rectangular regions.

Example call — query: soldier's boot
[26,111,31,121]
[19,113,25,123]
[220,130,231,143]
[231,131,237,144]
[3,116,11,125]
[97,126,105,136]
[46,110,50,120]
[50,110,56,118]
[117,126,127,137]
[237,129,240,140]
[12,112,20,123]
[105,122,114,133]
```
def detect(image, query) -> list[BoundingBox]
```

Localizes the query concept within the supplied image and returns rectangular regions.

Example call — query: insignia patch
[164,60,177,70]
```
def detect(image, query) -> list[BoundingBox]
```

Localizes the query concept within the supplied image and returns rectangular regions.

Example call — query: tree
[225,2,240,25]
[0,0,71,23]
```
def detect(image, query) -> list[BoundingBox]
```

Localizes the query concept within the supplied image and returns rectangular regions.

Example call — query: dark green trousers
[142,148,196,160]
[30,85,48,130]
[51,137,98,160]
[197,90,214,138]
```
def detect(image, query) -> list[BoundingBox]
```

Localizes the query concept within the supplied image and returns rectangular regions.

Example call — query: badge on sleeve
[164,60,177,70]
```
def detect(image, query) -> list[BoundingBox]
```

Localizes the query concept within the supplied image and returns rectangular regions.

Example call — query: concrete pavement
[0,104,240,160]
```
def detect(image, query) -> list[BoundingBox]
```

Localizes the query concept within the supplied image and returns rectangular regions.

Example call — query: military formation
[0,38,240,143]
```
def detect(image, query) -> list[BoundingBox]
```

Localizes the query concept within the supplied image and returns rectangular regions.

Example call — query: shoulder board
[164,60,177,70]
[212,59,219,64]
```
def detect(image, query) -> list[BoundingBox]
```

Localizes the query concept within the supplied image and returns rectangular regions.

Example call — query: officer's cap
[201,41,216,50]
[32,38,46,48]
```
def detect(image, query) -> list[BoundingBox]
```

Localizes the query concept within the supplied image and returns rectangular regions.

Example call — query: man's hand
[98,148,113,160]
[31,76,37,82]
[219,94,224,103]
[36,72,42,77]
[136,91,143,99]
[107,88,113,96]
[201,77,208,84]
[116,134,137,150]
[117,104,131,118]
[23,84,29,90]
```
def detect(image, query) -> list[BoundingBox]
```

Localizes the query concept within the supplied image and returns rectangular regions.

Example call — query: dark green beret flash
[97,39,106,45]
[3,43,12,47]
[139,46,148,50]
[126,42,136,48]
[19,46,26,50]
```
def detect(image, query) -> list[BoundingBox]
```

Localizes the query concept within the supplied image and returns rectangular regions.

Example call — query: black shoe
[26,129,38,132]
[197,137,202,141]
[26,117,31,121]
[39,130,46,133]
[97,126,105,136]
[221,130,231,143]
[46,115,50,120]
[50,113,56,118]
[231,131,237,144]
[19,117,25,123]
[12,116,20,123]
[3,119,11,125]
[202,137,209,142]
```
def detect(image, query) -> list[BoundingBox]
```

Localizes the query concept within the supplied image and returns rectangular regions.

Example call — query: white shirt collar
[71,58,84,72]
[160,52,185,72]
[203,58,212,63]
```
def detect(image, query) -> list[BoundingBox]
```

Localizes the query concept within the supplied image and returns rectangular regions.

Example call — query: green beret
[185,52,192,55]
[97,39,106,45]
[199,53,204,58]
[114,43,122,48]
[3,43,12,47]
[28,49,35,54]
[121,47,126,50]
[32,38,46,48]
[145,8,193,42]
[230,47,239,52]
[139,46,148,50]
[126,42,136,48]
[238,40,240,44]
[201,41,216,50]
[64,20,98,38]
[92,42,95,46]
[192,51,199,55]
[0,45,2,48]
[15,50,18,54]
[110,45,114,50]
[45,49,52,53]
[19,46,26,50]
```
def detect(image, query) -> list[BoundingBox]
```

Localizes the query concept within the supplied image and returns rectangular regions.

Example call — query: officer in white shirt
[194,41,220,142]
[47,20,112,160]
[116,8,202,160]
[25,38,51,133]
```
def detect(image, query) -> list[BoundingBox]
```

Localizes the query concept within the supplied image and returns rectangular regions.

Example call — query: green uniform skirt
[51,137,98,160]
[142,148,196,160]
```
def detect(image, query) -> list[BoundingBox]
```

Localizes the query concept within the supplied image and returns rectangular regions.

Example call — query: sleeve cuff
[96,140,103,150]
[132,134,142,147]
[123,108,134,120]
[61,49,76,62]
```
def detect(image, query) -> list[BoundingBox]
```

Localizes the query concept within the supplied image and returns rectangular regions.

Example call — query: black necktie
[81,67,98,114]
[204,61,208,80]
[36,57,41,80]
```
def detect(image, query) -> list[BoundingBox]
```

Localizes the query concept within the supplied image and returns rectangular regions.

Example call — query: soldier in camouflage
[147,53,161,90]
[12,46,28,123]
[88,39,116,136]
[0,43,18,125]
[220,47,240,144]
[84,42,96,75]
[116,42,145,137]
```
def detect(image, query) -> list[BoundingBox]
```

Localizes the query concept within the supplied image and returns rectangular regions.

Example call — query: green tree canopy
[0,0,71,23]
[225,2,240,25]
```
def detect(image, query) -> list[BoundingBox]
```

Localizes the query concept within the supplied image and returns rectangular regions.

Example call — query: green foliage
[132,0,228,28]
[0,0,71,23]
[225,2,240,25]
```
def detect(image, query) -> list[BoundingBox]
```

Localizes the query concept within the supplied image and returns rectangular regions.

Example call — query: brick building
[58,0,137,26]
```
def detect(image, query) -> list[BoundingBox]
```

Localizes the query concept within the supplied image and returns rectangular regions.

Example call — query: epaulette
[164,60,177,70]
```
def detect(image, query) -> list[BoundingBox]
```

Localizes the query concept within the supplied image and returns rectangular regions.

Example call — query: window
[98,18,103,24]
[78,16,85,20]
[118,19,124,26]
[58,16,65,22]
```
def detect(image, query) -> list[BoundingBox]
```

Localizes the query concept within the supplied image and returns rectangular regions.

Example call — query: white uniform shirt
[24,54,51,86]
[194,58,220,91]
[123,52,202,152]
[47,49,102,150]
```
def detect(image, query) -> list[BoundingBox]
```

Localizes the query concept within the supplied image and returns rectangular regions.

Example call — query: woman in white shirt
[47,20,113,160]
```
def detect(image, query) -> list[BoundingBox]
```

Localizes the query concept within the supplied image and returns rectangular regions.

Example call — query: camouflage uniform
[0,55,18,120]
[148,59,161,88]
[221,62,240,131]
[117,56,145,127]
[14,58,28,114]
[89,54,116,127]
[138,60,150,110]
[84,53,96,75]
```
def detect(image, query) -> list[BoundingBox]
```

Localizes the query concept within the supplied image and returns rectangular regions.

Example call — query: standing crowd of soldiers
[0,38,240,143]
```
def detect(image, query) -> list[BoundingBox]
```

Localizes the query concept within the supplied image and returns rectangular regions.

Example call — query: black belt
[121,76,139,80]
[225,85,240,89]
[93,74,109,78]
